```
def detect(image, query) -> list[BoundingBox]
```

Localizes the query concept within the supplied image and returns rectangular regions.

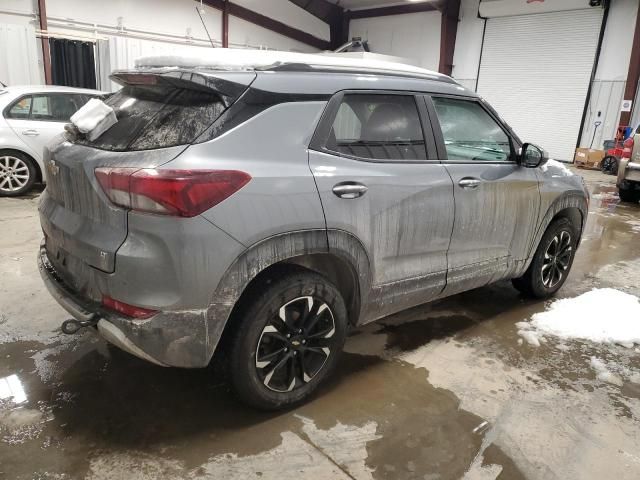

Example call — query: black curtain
[49,38,97,89]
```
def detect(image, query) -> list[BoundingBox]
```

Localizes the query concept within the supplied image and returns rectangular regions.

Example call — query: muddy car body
[38,52,588,409]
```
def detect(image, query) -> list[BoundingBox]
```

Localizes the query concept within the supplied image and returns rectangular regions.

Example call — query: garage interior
[1,0,640,478]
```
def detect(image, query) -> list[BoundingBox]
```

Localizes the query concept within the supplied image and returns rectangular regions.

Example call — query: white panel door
[477,9,603,162]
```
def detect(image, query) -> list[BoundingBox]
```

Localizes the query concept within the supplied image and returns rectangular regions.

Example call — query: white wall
[0,0,327,86]
[451,0,483,89]
[0,0,36,27]
[234,0,328,42]
[229,16,315,53]
[349,11,442,71]
[581,0,639,148]
[0,24,43,86]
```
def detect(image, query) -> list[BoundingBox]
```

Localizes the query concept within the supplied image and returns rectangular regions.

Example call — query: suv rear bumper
[38,243,210,368]
[618,160,640,187]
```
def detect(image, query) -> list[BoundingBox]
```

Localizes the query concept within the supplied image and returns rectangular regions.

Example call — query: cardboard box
[574,148,605,169]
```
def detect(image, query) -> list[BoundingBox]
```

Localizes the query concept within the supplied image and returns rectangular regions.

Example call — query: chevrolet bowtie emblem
[47,159,59,176]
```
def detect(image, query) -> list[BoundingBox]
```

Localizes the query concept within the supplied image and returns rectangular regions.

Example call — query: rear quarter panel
[166,101,329,247]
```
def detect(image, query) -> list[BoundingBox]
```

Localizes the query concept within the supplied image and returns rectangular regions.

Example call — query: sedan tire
[0,151,37,197]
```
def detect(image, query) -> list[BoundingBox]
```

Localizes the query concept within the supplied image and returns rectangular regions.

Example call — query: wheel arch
[521,192,587,274]
[0,147,43,183]
[205,229,371,363]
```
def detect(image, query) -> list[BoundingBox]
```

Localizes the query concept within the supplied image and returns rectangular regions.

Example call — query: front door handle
[332,182,368,199]
[22,129,39,137]
[458,178,481,190]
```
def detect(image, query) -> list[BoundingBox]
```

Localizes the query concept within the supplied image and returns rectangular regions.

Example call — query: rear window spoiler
[110,69,257,108]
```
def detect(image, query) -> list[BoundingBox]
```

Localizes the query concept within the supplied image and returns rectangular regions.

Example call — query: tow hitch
[61,315,99,335]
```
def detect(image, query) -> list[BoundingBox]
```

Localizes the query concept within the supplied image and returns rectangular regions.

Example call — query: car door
[426,95,541,296]
[5,93,85,161]
[308,91,455,323]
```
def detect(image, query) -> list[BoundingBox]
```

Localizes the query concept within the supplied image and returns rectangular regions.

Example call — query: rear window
[73,86,225,151]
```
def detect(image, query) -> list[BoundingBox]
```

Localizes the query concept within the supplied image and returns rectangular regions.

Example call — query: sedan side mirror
[521,143,549,168]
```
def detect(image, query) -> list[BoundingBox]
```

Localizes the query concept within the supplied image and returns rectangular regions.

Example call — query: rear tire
[512,217,578,299]
[0,151,37,197]
[618,187,640,203]
[227,270,348,410]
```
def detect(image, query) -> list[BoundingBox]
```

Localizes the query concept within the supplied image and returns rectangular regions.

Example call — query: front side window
[432,97,512,162]
[326,94,427,161]
[6,96,32,119]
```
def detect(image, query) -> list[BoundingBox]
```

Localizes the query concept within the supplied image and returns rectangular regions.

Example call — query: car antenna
[196,2,216,49]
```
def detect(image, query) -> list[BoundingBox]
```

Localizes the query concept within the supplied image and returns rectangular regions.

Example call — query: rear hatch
[40,69,256,294]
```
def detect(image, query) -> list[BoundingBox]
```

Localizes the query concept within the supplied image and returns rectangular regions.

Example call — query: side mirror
[521,143,549,168]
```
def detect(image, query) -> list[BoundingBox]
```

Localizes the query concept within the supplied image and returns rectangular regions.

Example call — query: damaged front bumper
[38,244,210,368]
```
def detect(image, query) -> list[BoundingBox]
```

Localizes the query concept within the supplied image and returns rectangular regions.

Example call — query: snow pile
[517,288,640,348]
[589,357,623,386]
[135,48,447,80]
[70,98,117,141]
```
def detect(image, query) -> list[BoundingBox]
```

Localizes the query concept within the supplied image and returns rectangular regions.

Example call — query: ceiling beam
[222,0,229,48]
[201,0,331,50]
[438,0,460,76]
[37,0,52,85]
[347,2,440,20]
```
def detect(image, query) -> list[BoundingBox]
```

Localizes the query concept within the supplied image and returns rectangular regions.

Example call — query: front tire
[0,151,37,197]
[512,217,578,299]
[228,270,348,410]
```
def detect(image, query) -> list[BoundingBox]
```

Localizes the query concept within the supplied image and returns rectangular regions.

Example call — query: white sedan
[0,85,105,196]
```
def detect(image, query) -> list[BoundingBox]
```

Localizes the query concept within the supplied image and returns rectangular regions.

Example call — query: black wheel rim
[256,296,336,393]
[541,230,572,289]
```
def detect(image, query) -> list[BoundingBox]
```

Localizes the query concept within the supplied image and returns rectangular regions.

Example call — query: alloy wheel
[256,296,336,393]
[0,156,30,193]
[541,230,572,288]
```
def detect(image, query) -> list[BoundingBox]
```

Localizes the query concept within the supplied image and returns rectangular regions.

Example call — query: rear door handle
[332,182,368,199]
[22,129,39,137]
[458,178,481,190]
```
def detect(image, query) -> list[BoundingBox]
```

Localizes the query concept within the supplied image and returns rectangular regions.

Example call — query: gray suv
[38,56,588,409]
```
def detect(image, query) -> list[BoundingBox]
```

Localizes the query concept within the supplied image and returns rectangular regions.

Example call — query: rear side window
[6,94,86,122]
[31,94,83,122]
[6,96,32,119]
[326,94,427,161]
[74,86,225,151]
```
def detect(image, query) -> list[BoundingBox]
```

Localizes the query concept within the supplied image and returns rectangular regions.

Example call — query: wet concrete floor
[0,169,639,479]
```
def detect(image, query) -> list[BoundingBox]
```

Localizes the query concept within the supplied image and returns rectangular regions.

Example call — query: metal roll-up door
[476,9,604,162]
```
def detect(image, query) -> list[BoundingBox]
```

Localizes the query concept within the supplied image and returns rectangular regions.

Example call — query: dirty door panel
[442,163,540,293]
[428,96,540,294]
[309,92,454,323]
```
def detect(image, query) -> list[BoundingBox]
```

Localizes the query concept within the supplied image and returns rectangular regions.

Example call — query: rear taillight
[622,137,634,160]
[102,295,158,319]
[95,168,251,217]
